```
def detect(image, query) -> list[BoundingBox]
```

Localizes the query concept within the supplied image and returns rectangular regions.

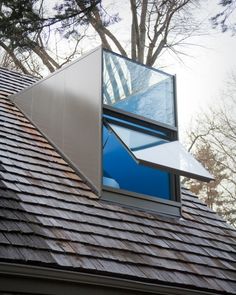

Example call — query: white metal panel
[63,48,102,192]
[134,141,214,182]
[10,47,102,192]
[108,123,214,182]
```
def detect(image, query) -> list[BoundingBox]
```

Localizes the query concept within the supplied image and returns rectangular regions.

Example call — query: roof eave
[0,262,224,295]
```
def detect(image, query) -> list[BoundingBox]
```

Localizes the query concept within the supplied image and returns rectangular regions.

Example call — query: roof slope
[0,67,236,294]
[0,67,38,98]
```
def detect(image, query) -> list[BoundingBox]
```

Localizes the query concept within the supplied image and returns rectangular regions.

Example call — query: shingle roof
[0,67,236,294]
[0,67,38,98]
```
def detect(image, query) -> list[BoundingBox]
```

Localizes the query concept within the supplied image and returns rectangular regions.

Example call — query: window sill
[102,186,181,218]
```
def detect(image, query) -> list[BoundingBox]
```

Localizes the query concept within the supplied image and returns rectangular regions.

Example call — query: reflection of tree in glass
[103,51,175,126]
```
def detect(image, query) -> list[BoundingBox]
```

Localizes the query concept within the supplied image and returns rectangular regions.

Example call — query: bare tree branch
[0,41,30,75]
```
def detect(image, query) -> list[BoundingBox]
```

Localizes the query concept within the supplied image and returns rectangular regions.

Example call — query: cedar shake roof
[0,67,236,294]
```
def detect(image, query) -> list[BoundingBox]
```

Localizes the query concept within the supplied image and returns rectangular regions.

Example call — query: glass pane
[108,122,214,182]
[103,125,171,199]
[103,50,175,126]
[108,123,167,151]
[103,113,170,138]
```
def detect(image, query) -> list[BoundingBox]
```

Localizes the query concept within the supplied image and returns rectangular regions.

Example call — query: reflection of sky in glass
[103,124,171,199]
[108,122,214,182]
[103,50,175,126]
[109,123,166,151]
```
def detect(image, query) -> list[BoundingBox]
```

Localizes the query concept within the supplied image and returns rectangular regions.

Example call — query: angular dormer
[10,47,213,218]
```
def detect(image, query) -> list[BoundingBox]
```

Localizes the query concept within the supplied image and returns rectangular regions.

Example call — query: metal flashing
[102,187,182,218]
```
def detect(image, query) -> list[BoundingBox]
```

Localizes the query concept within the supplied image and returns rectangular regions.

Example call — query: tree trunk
[31,44,56,73]
[0,41,30,75]
[138,0,148,63]
[130,0,139,60]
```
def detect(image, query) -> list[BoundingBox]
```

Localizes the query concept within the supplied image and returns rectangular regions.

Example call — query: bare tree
[211,0,236,33]
[0,0,203,76]
[0,0,99,75]
[76,0,201,66]
[70,0,203,104]
[185,74,236,226]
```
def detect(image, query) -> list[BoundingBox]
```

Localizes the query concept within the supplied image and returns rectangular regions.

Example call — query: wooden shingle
[0,67,235,294]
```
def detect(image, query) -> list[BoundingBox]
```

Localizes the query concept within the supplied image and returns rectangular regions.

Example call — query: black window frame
[102,105,181,203]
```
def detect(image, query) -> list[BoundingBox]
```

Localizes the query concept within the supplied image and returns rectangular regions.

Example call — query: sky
[101,0,236,138]
[166,25,236,138]
[157,1,236,137]
[51,0,236,140]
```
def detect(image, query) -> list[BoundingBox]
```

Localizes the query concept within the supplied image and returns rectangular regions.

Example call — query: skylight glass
[107,122,214,182]
[103,50,175,126]
[103,124,172,199]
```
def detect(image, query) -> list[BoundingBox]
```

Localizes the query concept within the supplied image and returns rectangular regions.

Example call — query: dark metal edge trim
[138,159,214,183]
[102,187,181,218]
[0,262,221,295]
[173,75,179,135]
[103,104,178,134]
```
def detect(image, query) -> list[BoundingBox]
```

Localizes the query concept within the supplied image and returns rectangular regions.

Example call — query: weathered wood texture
[0,67,235,294]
